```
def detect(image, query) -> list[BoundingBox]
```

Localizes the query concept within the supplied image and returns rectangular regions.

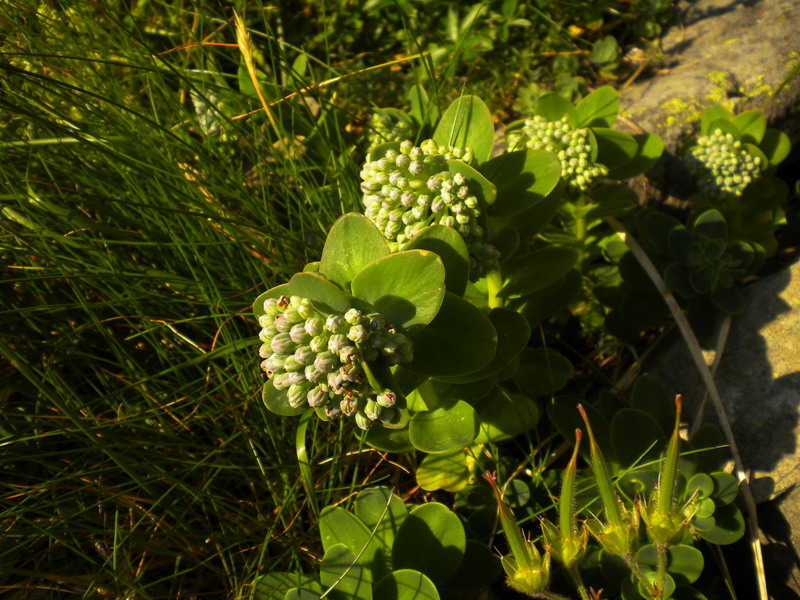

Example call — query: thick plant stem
[656,543,668,598]
[605,216,768,600]
[623,553,659,597]
[487,269,505,309]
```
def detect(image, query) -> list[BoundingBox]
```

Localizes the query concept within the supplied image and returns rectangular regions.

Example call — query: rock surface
[620,0,800,200]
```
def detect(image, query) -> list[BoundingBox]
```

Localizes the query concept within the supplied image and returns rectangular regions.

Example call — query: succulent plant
[366,107,415,148]
[258,294,412,429]
[661,209,764,315]
[685,129,762,201]
[360,139,500,277]
[506,114,608,192]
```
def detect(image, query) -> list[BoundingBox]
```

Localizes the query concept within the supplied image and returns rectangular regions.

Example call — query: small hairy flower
[507,115,608,192]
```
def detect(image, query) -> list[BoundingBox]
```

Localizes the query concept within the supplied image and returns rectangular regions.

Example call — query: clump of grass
[0,2,377,597]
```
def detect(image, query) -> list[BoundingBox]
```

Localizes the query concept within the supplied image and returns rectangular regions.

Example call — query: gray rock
[619,0,800,200]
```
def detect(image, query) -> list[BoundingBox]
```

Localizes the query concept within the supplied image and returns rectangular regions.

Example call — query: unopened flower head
[360,139,499,278]
[686,129,762,201]
[367,110,415,148]
[507,115,608,192]
[257,295,411,429]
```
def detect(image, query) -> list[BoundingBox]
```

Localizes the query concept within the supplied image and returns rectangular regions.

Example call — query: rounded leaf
[576,86,620,127]
[320,213,391,290]
[591,128,639,169]
[405,225,469,296]
[351,250,445,333]
[697,503,745,545]
[355,487,408,555]
[286,272,351,315]
[499,247,579,298]
[433,95,494,163]
[319,506,386,579]
[606,133,664,180]
[636,544,704,584]
[406,292,497,377]
[263,380,305,416]
[481,150,562,217]
[535,93,578,126]
[409,400,480,453]
[610,408,667,468]
[373,570,440,600]
[476,391,540,443]
[518,269,582,326]
[392,503,467,584]
[416,449,472,492]
[515,348,573,398]
[320,544,372,600]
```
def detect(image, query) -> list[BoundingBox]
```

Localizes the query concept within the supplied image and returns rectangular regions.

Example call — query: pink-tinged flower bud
[347,324,368,343]
[290,324,310,344]
[304,364,323,383]
[327,334,348,354]
[314,351,338,373]
[307,384,329,408]
[283,355,302,372]
[294,345,315,366]
[304,317,323,337]
[310,335,328,353]
[376,390,396,407]
[345,308,363,325]
[263,297,281,317]
[287,383,309,408]
[338,346,358,364]
[340,396,358,417]
[273,314,291,333]
[270,332,294,355]
[282,305,302,324]
[325,405,341,419]
[325,315,347,334]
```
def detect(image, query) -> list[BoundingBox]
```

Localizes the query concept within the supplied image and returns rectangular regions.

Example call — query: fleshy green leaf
[591,128,639,169]
[692,209,727,241]
[320,544,373,600]
[480,150,562,217]
[505,186,562,235]
[440,540,501,594]
[286,272,351,314]
[760,128,791,167]
[355,487,408,556]
[433,95,494,163]
[319,506,388,583]
[262,380,305,416]
[576,85,620,127]
[447,159,497,205]
[536,93,578,126]
[351,250,445,333]
[700,106,733,135]
[499,247,579,298]
[711,285,744,315]
[319,213,391,290]
[365,426,415,453]
[697,503,745,544]
[409,84,440,130]
[585,183,638,220]
[515,348,573,398]
[707,117,741,139]
[476,391,539,443]
[406,292,497,377]
[517,269,582,326]
[409,400,480,453]
[405,225,470,296]
[732,110,767,144]
[253,572,318,600]
[416,449,472,492]
[392,504,466,583]
[373,570,440,600]
[605,133,664,180]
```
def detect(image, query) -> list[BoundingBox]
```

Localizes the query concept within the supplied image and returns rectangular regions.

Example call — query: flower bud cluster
[507,115,608,192]
[367,111,414,148]
[360,139,500,277]
[686,129,762,200]
[258,296,412,429]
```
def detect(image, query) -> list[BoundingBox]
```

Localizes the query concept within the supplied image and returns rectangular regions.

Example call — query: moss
[659,96,703,133]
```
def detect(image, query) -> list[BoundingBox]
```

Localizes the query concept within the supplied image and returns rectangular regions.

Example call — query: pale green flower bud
[307,384,329,408]
[287,383,309,408]
[304,317,323,337]
[270,333,294,355]
[289,324,311,344]
[344,308,363,325]
[310,335,328,353]
[327,334,348,354]
[376,390,396,407]
[314,351,338,373]
[325,315,347,334]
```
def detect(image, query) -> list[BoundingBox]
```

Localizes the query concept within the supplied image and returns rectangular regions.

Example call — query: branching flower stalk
[577,405,657,597]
